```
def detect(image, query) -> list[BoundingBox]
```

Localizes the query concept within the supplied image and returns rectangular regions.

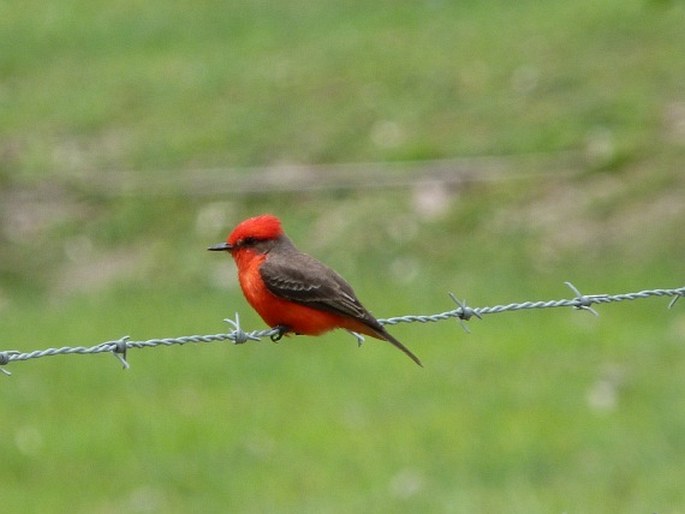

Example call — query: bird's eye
[241,237,258,246]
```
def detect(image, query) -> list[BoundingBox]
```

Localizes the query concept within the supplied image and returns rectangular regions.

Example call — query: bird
[208,214,422,366]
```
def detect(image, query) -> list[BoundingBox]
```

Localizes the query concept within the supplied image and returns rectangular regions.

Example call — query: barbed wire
[1,282,683,376]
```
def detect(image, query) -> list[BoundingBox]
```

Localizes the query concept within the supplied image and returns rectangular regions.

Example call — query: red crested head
[227,214,284,247]
[208,214,284,257]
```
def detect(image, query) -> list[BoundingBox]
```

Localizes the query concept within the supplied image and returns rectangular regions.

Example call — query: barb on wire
[668,294,681,310]
[564,281,603,317]
[446,292,481,333]
[107,336,130,369]
[1,284,683,375]
[223,313,263,344]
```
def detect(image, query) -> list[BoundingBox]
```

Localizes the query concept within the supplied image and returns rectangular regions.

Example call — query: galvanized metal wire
[1,283,683,375]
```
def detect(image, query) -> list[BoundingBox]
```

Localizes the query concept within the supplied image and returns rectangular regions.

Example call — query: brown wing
[259,239,379,327]
[260,237,423,367]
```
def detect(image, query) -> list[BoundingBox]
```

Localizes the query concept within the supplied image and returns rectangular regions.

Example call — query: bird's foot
[270,325,290,343]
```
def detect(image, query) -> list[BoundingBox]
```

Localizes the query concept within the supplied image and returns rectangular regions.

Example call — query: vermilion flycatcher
[209,214,422,366]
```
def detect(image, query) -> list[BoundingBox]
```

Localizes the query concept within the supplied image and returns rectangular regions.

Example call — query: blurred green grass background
[1,0,685,512]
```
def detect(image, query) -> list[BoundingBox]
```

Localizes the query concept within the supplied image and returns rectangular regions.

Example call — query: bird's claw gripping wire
[448,292,481,333]
[224,313,261,344]
[270,325,290,343]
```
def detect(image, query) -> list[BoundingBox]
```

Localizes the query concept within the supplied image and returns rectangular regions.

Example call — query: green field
[2,1,685,512]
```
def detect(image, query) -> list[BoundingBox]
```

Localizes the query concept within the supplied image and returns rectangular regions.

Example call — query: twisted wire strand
[1,284,683,375]
[380,286,685,326]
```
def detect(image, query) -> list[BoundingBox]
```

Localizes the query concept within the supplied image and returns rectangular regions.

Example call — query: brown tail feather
[378,329,423,367]
[341,317,423,367]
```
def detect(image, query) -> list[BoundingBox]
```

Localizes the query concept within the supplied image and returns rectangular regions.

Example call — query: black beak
[208,242,233,252]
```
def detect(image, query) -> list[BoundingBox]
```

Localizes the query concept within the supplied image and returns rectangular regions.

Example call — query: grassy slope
[2,0,684,171]
[2,0,685,513]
